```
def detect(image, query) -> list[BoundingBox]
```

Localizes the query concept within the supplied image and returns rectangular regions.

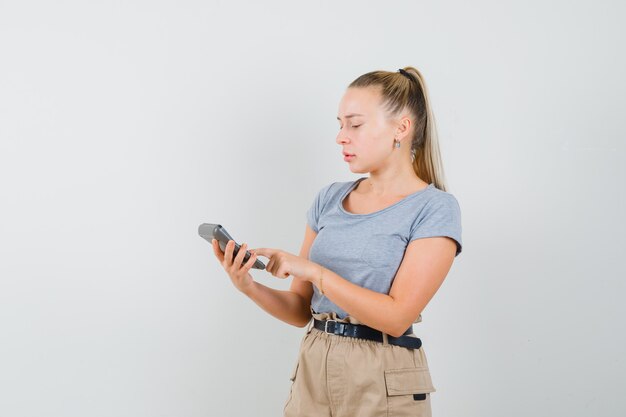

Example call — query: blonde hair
[347,66,449,192]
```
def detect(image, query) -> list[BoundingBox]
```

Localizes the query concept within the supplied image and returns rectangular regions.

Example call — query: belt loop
[307,306,316,334]
[382,332,389,346]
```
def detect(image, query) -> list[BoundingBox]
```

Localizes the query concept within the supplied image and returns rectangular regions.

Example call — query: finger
[234,242,248,269]
[278,268,290,278]
[214,239,225,254]
[211,239,224,261]
[224,240,235,267]
[243,250,257,271]
[252,248,270,258]
[266,257,275,274]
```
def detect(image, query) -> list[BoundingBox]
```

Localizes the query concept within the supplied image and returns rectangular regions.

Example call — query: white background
[1,1,624,416]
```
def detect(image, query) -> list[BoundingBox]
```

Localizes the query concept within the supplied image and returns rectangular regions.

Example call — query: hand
[250,247,315,280]
[211,238,257,293]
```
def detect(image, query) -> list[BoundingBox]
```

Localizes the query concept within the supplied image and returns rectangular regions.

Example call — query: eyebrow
[336,113,364,120]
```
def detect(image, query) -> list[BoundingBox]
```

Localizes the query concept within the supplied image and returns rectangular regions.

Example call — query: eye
[352,124,362,128]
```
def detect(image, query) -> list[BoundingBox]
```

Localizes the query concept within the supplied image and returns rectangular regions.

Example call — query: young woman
[211,66,462,417]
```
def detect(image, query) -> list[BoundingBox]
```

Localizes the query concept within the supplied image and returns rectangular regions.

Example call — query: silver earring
[394,139,401,148]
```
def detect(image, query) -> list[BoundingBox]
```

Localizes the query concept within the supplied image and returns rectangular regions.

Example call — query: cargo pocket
[289,360,300,382]
[384,367,435,416]
[283,360,300,413]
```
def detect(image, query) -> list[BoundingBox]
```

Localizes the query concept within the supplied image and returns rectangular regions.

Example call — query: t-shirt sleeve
[306,182,335,233]
[409,194,463,257]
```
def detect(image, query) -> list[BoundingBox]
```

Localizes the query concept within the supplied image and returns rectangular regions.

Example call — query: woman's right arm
[241,280,311,327]
[213,224,317,328]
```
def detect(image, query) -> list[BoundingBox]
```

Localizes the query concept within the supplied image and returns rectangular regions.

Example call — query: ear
[394,114,412,142]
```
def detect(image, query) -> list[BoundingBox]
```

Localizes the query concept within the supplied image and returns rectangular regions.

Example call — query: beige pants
[283,308,436,417]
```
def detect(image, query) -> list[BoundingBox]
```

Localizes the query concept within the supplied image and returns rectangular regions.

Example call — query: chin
[347,160,371,174]
[349,166,368,174]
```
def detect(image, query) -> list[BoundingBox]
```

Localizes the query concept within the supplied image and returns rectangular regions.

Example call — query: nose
[336,128,349,146]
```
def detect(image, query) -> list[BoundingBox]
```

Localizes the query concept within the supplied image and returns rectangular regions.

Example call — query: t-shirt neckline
[339,177,434,217]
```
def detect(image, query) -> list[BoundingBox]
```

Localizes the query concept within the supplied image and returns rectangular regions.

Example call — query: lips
[342,151,355,156]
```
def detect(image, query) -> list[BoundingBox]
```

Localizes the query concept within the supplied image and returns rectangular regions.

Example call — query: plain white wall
[1,0,624,416]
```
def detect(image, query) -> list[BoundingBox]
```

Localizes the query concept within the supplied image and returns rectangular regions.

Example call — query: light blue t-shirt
[306,176,462,319]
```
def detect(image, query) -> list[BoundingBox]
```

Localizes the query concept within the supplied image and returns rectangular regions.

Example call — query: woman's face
[336,87,400,173]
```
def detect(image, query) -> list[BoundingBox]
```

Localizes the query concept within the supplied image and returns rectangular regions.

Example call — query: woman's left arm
[252,236,457,338]
[311,236,457,337]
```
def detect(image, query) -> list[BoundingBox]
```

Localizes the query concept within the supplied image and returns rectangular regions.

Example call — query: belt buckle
[324,319,337,335]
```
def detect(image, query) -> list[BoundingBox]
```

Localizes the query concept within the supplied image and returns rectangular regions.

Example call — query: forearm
[242,280,311,328]
[306,265,406,337]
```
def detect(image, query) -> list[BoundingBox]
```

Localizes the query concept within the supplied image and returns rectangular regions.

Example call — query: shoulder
[410,187,463,255]
[412,187,462,227]
[425,187,461,211]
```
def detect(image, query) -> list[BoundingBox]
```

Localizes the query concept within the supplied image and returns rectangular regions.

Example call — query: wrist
[240,279,258,297]
[309,263,325,295]
[304,261,320,283]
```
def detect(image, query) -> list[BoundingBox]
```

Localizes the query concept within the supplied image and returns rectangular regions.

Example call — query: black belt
[313,319,422,350]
